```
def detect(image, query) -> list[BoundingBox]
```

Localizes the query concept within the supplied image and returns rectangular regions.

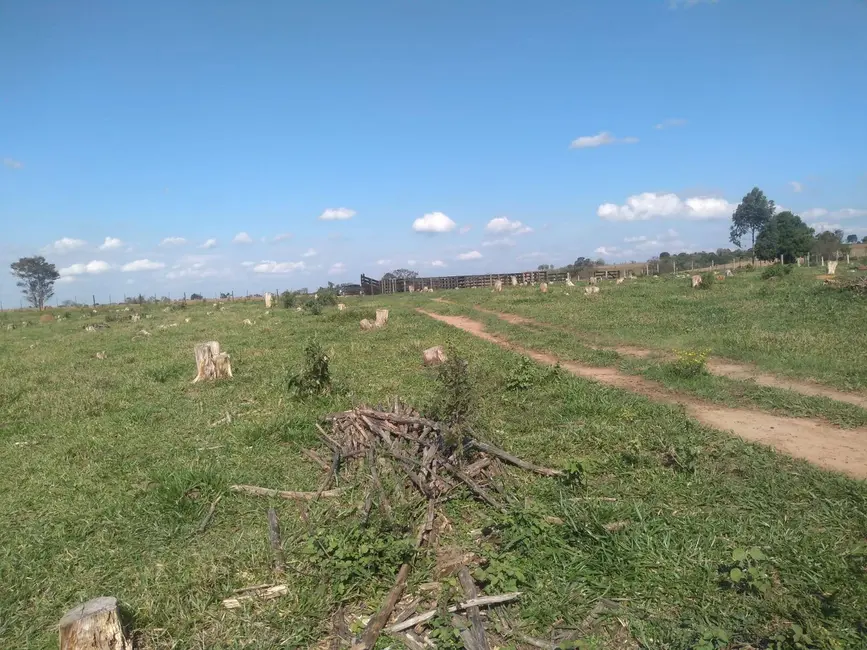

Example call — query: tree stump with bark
[192,341,233,383]
[375,309,389,327]
[59,597,129,650]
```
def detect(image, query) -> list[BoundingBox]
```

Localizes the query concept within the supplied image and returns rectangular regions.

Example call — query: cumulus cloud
[252,260,305,273]
[3,158,23,169]
[407,259,417,266]
[518,251,548,260]
[457,250,482,260]
[98,237,123,250]
[122,259,165,272]
[801,207,867,220]
[431,260,446,267]
[569,132,638,149]
[482,238,516,248]
[654,118,688,130]
[302,248,317,258]
[318,207,356,221]
[160,237,186,246]
[59,260,111,276]
[598,192,735,221]
[200,238,217,249]
[459,225,472,234]
[376,259,391,266]
[809,221,843,232]
[233,232,253,244]
[57,275,76,284]
[413,211,456,233]
[485,217,533,235]
[328,262,346,275]
[241,261,256,267]
[272,233,293,242]
[46,237,87,253]
[789,181,803,193]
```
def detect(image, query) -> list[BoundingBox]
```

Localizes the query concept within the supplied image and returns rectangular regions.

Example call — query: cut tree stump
[375,309,389,327]
[192,341,233,383]
[59,596,130,650]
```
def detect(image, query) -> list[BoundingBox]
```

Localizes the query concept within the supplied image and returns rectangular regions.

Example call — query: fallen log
[384,592,522,634]
[222,584,289,609]
[229,484,343,500]
[267,508,285,575]
[470,439,562,477]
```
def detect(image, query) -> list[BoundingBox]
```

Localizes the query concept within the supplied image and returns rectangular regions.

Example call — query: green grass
[1,298,867,649]
[427,267,867,391]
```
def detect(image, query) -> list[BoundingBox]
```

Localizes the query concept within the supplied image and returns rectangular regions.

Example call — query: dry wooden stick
[301,448,330,471]
[196,494,222,533]
[351,562,412,650]
[458,567,490,650]
[383,592,522,634]
[368,449,392,519]
[267,508,285,576]
[440,460,506,512]
[230,484,343,500]
[470,439,563,477]
[222,584,288,609]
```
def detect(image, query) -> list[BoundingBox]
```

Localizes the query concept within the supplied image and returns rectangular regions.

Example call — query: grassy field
[1,285,866,649]
[432,266,867,392]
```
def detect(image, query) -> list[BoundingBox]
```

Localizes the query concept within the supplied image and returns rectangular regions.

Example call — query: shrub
[287,339,332,397]
[432,348,473,435]
[761,263,793,280]
[304,299,323,316]
[743,263,754,271]
[505,356,537,391]
[671,349,709,377]
[698,271,715,289]
[281,291,296,309]
[316,288,339,306]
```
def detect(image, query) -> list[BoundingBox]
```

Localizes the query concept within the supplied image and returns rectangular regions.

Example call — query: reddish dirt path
[469,305,867,410]
[417,308,867,479]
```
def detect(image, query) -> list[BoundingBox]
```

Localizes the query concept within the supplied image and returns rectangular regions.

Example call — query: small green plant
[767,624,828,649]
[720,547,771,595]
[560,458,589,488]
[427,614,463,649]
[473,550,528,592]
[281,291,296,308]
[671,349,709,377]
[432,349,473,431]
[315,288,339,306]
[287,339,332,397]
[693,628,730,650]
[762,263,793,280]
[304,299,323,316]
[505,356,538,391]
[699,271,716,289]
[662,445,701,473]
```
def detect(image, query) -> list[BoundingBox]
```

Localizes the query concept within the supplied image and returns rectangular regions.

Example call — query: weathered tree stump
[510,275,517,286]
[192,341,233,383]
[337,303,346,311]
[539,282,548,293]
[588,276,598,285]
[493,280,503,293]
[375,309,389,327]
[615,278,624,285]
[828,260,838,275]
[59,596,129,650]
[264,292,273,308]
[360,319,375,330]
[691,274,702,288]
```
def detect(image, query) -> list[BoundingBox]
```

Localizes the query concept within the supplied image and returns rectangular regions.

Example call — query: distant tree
[569,257,596,270]
[730,187,775,248]
[190,293,203,300]
[594,258,606,266]
[537,264,554,270]
[10,256,60,310]
[219,292,232,299]
[863,236,867,244]
[812,229,848,260]
[846,234,858,244]
[383,268,418,281]
[659,252,671,259]
[753,211,814,262]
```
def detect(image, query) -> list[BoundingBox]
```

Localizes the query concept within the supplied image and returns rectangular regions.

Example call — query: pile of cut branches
[308,399,562,650]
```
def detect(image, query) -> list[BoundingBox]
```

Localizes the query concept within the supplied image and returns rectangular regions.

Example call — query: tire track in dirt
[469,305,867,411]
[417,308,867,479]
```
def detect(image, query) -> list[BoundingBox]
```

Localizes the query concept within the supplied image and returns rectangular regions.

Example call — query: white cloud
[98,237,123,250]
[252,260,305,274]
[272,233,292,242]
[302,248,317,258]
[407,259,417,265]
[569,132,638,149]
[801,208,828,219]
[59,260,111,276]
[318,207,356,221]
[241,261,256,267]
[485,217,533,235]
[57,275,75,284]
[482,238,516,248]
[457,250,483,260]
[328,262,346,275]
[594,246,620,257]
[431,260,446,267]
[835,208,867,218]
[122,259,165,272]
[809,222,843,232]
[654,118,688,130]
[3,158,23,169]
[624,235,648,243]
[46,237,87,253]
[233,232,253,244]
[165,264,221,280]
[160,236,186,246]
[126,279,134,285]
[200,238,217,249]
[518,251,548,260]
[801,207,867,220]
[413,211,456,233]
[598,192,735,221]
[459,225,472,234]
[789,181,803,193]
[376,259,391,266]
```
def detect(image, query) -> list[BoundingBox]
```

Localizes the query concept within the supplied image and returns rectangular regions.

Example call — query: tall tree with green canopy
[730,187,775,248]
[10,256,60,310]
[753,211,814,262]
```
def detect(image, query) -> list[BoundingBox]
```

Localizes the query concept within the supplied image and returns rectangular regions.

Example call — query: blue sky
[2,0,866,304]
